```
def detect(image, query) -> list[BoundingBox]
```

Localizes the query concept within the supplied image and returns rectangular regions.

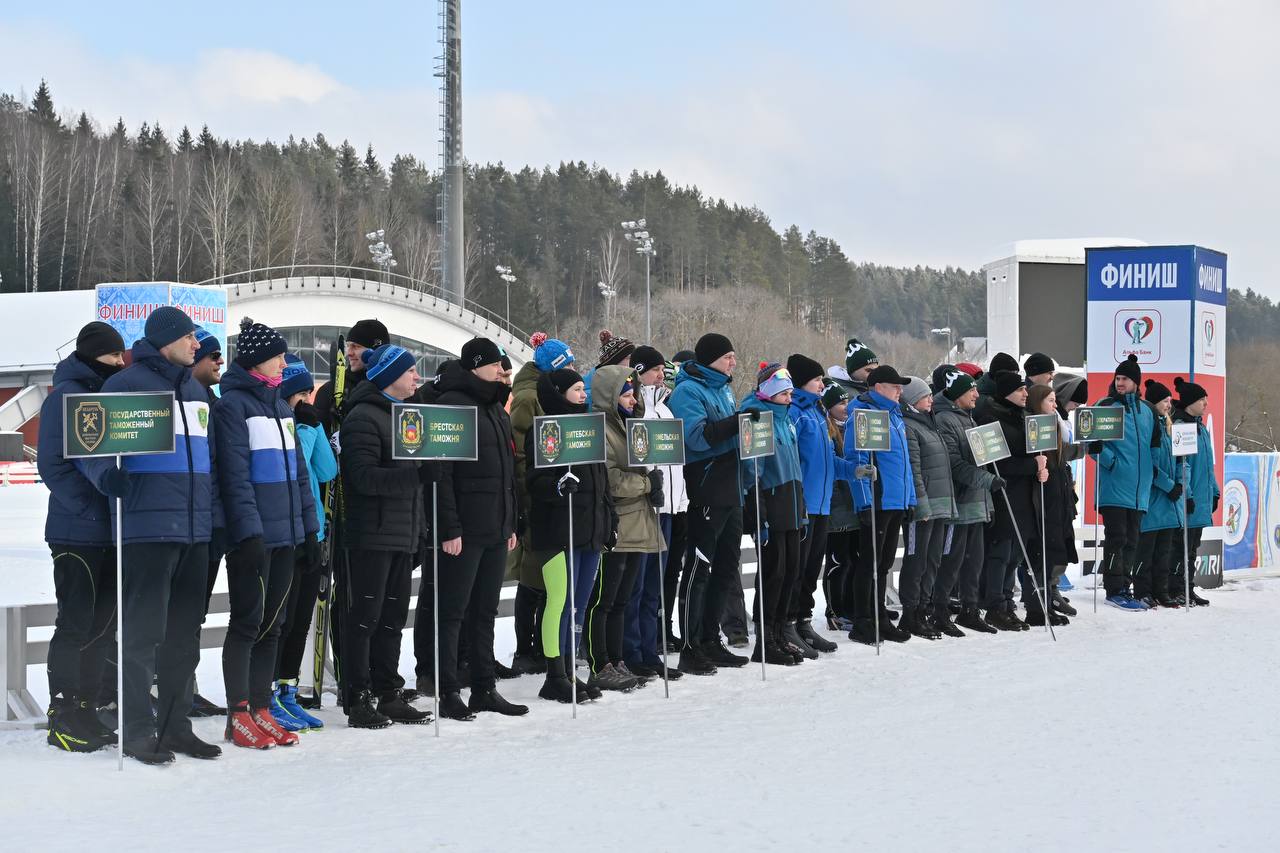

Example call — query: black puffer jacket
[339,381,424,552]
[434,362,518,545]
[976,396,1039,541]
[525,373,616,552]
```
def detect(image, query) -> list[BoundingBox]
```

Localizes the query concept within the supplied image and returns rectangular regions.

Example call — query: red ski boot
[225,703,275,749]
[253,707,300,747]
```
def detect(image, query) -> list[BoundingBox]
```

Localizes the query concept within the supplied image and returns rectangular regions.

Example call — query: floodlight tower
[436,0,465,304]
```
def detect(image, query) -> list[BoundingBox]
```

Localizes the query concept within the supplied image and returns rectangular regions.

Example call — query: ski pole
[869,450,880,655]
[753,460,766,681]
[567,466,577,718]
[1182,460,1191,614]
[115,455,124,772]
[1040,477,1050,633]
[653,502,671,698]
[432,482,440,737]
[990,464,1056,642]
[1093,453,1102,614]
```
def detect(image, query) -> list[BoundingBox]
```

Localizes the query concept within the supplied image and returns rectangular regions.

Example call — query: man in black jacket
[434,338,526,719]
[338,344,432,729]
[314,318,390,431]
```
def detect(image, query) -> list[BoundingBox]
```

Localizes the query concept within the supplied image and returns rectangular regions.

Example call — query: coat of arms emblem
[630,422,650,463]
[399,410,424,454]
[540,420,562,463]
[74,401,107,453]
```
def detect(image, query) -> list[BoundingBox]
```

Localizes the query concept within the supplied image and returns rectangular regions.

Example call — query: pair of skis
[311,336,346,706]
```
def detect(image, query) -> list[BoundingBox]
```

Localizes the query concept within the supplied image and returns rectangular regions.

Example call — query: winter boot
[575,676,601,701]
[725,630,750,649]
[538,657,577,703]
[932,608,966,638]
[189,692,226,718]
[346,690,392,729]
[225,703,275,749]
[469,688,530,716]
[1007,607,1031,631]
[275,680,324,729]
[906,607,941,640]
[74,698,117,746]
[847,618,879,646]
[677,647,718,676]
[984,608,1021,631]
[782,621,820,660]
[46,697,107,752]
[268,687,309,732]
[957,607,997,634]
[510,652,548,676]
[751,629,799,665]
[122,734,176,766]
[1189,588,1210,607]
[616,662,653,686]
[776,629,808,662]
[1051,590,1078,617]
[379,689,433,724]
[493,660,521,681]
[796,618,837,653]
[439,691,477,721]
[699,641,749,668]
[253,706,300,746]
[159,729,222,760]
[588,663,638,692]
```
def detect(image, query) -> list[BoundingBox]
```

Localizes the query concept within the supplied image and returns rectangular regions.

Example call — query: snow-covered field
[2,486,1278,852]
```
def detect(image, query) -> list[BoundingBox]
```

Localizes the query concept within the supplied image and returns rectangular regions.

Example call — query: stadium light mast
[436,0,465,304]
[622,219,655,341]
[496,265,517,325]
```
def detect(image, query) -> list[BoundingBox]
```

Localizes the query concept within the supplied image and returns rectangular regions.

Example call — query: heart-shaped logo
[1123,316,1155,344]
[1204,318,1215,344]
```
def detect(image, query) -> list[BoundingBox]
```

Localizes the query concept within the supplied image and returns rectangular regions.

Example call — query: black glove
[1186,498,1196,515]
[294,401,321,428]
[1167,483,1183,502]
[605,523,619,551]
[646,469,664,495]
[904,507,915,522]
[230,535,266,568]
[702,413,741,444]
[990,475,1007,493]
[304,532,320,570]
[648,487,665,508]
[556,470,580,496]
[1213,494,1220,514]
[100,466,132,499]
[418,462,438,485]
[1089,441,1104,455]
[749,409,762,422]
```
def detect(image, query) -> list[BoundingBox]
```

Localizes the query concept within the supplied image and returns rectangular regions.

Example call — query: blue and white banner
[95,282,228,353]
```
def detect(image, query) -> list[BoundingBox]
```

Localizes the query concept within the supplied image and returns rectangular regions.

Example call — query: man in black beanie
[315,318,391,431]
[1023,352,1055,387]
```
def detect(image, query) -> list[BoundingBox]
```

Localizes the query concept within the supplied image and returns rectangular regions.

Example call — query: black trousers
[47,544,117,703]
[898,518,944,608]
[276,547,324,682]
[413,552,435,683]
[121,541,208,742]
[437,540,507,694]
[342,549,412,699]
[852,509,903,621]
[1101,506,1144,596]
[204,527,226,614]
[1171,527,1204,591]
[790,514,829,620]
[682,504,744,648]
[982,535,1018,611]
[936,522,984,610]
[664,511,688,637]
[823,530,857,619]
[1135,527,1180,599]
[223,543,294,708]
[585,551,644,673]
[755,528,801,628]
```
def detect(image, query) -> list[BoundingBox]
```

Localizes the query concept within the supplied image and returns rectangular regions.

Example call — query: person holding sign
[1171,378,1217,607]
[898,377,955,640]
[845,365,915,645]
[434,338,526,718]
[1133,380,1185,609]
[213,321,320,748]
[1091,355,1160,612]
[85,306,220,765]
[337,344,434,728]
[821,382,859,631]
[525,369,614,702]
[37,321,127,753]
[1023,385,1079,626]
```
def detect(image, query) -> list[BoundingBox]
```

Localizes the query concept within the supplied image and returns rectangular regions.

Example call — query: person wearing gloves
[898,377,956,640]
[583,365,665,691]
[1132,380,1184,609]
[37,322,126,753]
[845,364,915,645]
[668,333,750,675]
[930,369,1001,636]
[525,369,615,703]
[434,338,524,718]
[213,321,319,749]
[84,307,220,765]
[739,363,809,665]
[975,370,1041,631]
[1171,378,1217,607]
[338,344,434,728]
[786,354,850,655]
[821,382,859,631]
[1022,384,1079,626]
[1091,355,1159,611]
[507,332,576,676]
[624,346,687,680]
[270,355,338,730]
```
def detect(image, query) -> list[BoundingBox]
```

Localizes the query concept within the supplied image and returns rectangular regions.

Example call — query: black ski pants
[342,549,412,699]
[935,522,984,611]
[790,514,829,620]
[1133,528,1176,600]
[898,518,944,609]
[121,541,207,743]
[222,542,294,709]
[852,509,903,621]
[1101,506,1144,596]
[755,527,801,628]
[437,540,507,695]
[276,546,324,682]
[47,544,117,703]
[681,504,743,649]
[204,527,226,614]
[585,550,644,673]
[824,529,857,619]
[664,510,688,639]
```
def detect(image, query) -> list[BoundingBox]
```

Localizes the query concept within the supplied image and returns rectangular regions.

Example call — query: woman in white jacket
[623,347,689,678]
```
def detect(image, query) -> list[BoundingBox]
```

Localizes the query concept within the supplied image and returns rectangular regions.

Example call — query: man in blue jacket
[85,306,221,765]
[37,322,127,752]
[1171,378,1217,607]
[668,333,750,675]
[845,364,915,644]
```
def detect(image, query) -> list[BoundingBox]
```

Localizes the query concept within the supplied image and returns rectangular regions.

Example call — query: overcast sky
[3,1,1277,296]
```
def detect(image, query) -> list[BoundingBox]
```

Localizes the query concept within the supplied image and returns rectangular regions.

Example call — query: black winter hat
[941,368,977,401]
[347,319,390,349]
[1023,352,1055,377]
[866,364,910,386]
[1144,379,1172,406]
[144,306,196,350]
[673,349,695,363]
[695,333,734,367]
[844,338,878,374]
[538,369,587,416]
[786,353,825,389]
[234,317,288,368]
[631,345,666,375]
[1174,377,1208,408]
[989,352,1019,374]
[1115,353,1141,385]
[992,370,1025,399]
[597,330,636,367]
[76,321,125,360]
[461,337,505,370]
[931,363,957,394]
[821,382,850,410]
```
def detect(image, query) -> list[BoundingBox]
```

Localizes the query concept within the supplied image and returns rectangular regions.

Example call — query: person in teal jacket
[739,363,807,665]
[1134,380,1184,607]
[272,355,339,729]
[1090,355,1161,610]
[1171,377,1217,607]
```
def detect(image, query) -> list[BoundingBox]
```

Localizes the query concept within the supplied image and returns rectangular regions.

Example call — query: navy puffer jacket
[213,363,319,548]
[38,354,116,545]
[85,339,219,545]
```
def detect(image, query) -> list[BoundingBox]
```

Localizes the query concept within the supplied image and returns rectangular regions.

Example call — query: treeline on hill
[0,82,983,344]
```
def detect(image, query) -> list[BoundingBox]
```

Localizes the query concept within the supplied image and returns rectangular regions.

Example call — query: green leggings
[538,548,601,659]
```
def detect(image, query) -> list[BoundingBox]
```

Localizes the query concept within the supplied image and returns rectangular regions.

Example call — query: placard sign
[738,411,775,460]
[966,422,1011,467]
[391,404,478,461]
[63,392,176,458]
[626,418,685,466]
[1073,406,1126,442]
[852,409,892,452]
[533,413,607,468]
[1171,422,1199,457]
[1025,414,1059,454]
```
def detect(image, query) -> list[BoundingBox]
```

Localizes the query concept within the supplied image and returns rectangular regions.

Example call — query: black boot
[379,689,433,724]
[1051,590,1078,617]
[677,647,718,676]
[439,691,477,721]
[469,688,530,717]
[905,607,941,640]
[796,618,837,653]
[75,698,117,745]
[347,690,392,729]
[781,621,819,660]
[878,614,911,643]
[751,627,800,665]
[847,618,878,645]
[985,608,1022,632]
[956,607,997,634]
[188,692,226,718]
[699,641,749,668]
[122,734,176,766]
[46,697,108,753]
[510,652,548,675]
[160,729,222,759]
[933,608,965,637]
[538,657,577,703]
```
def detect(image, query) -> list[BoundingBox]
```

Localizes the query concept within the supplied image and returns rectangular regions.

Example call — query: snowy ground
[3,487,1279,851]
